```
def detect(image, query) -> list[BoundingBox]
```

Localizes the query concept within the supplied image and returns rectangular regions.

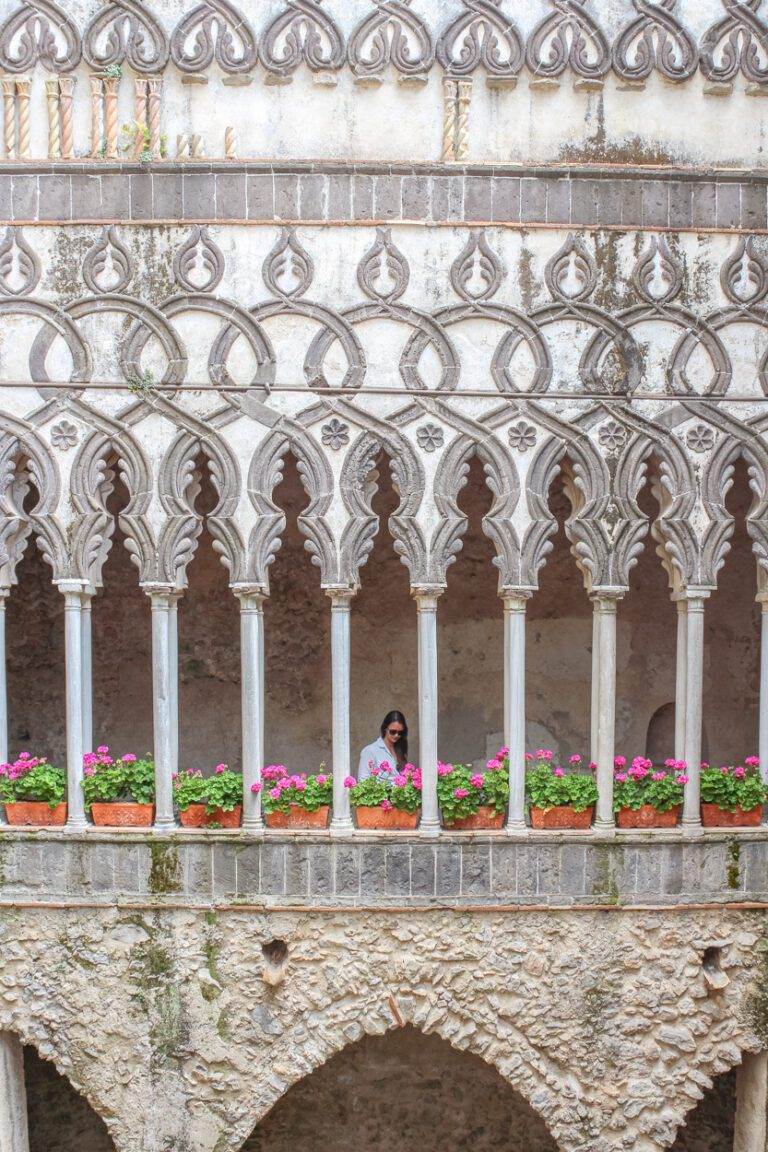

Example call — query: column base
[241,818,265,837]
[505,819,528,836]
[593,817,616,835]
[682,817,703,837]
[153,818,177,833]
[418,818,441,838]
[64,816,88,832]
[330,817,354,836]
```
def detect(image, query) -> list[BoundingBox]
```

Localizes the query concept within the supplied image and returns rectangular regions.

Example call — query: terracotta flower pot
[530,805,594,830]
[266,804,329,829]
[4,801,67,827]
[617,804,681,829]
[444,806,505,831]
[179,804,242,829]
[90,802,155,827]
[701,803,763,828]
[354,806,420,830]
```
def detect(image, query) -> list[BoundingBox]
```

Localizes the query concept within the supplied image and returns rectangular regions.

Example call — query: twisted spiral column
[148,76,162,158]
[104,76,119,159]
[456,78,472,161]
[134,77,148,158]
[45,77,60,159]
[442,77,457,161]
[15,76,30,160]
[59,76,75,159]
[2,78,16,160]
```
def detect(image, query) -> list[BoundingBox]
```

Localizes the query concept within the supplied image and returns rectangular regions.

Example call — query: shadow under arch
[239,1026,558,1152]
[23,1043,115,1152]
[669,1064,736,1151]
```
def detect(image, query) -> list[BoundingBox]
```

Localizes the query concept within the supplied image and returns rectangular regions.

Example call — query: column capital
[55,578,89,598]
[500,588,533,608]
[324,584,356,604]
[672,587,712,604]
[590,587,625,608]
[142,582,183,603]
[411,584,445,604]
[232,583,268,606]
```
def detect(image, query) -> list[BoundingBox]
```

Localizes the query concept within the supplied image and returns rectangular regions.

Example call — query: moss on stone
[149,842,182,895]
[591,845,620,904]
[727,840,740,890]
[745,931,768,1048]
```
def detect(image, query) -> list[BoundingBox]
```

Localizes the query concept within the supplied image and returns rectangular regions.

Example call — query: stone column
[680,590,709,831]
[502,591,530,833]
[734,1052,768,1152]
[0,590,8,769]
[145,585,177,831]
[57,581,88,830]
[759,593,768,785]
[674,597,688,762]
[590,591,623,831]
[0,1031,29,1152]
[327,588,355,835]
[169,592,180,777]
[235,587,266,833]
[413,587,443,836]
[80,588,94,756]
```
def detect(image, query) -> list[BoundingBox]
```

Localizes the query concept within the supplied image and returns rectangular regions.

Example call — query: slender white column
[503,592,529,833]
[235,587,266,833]
[80,589,93,755]
[682,592,708,831]
[674,597,688,762]
[759,594,768,786]
[591,592,622,831]
[0,591,8,769]
[413,587,443,836]
[145,586,176,831]
[0,1031,29,1152]
[169,593,180,776]
[328,588,354,835]
[58,581,87,829]
[734,1052,768,1152]
[590,606,599,765]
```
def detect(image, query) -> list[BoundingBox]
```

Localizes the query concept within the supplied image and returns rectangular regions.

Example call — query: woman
[358,711,408,781]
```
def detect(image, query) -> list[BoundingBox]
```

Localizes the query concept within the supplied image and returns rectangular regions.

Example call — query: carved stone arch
[338,426,426,588]
[157,426,243,587]
[700,423,768,591]
[522,410,611,594]
[0,435,33,588]
[0,297,91,387]
[69,426,154,586]
[246,424,336,589]
[0,415,67,578]
[429,429,521,591]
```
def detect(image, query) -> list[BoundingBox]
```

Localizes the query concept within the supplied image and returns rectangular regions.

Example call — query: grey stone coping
[2,161,765,231]
[0,830,765,908]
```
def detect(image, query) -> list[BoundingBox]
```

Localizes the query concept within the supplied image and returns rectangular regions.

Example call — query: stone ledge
[3,163,764,231]
[0,833,764,908]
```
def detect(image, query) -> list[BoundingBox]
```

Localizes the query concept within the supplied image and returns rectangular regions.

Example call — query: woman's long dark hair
[380,710,408,767]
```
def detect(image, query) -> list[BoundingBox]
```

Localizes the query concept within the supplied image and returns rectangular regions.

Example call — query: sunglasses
[387,727,404,736]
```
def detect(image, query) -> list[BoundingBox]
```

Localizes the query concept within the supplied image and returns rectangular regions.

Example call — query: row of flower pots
[0,747,766,829]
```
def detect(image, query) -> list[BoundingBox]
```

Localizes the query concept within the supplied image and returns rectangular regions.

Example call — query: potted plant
[262,765,332,829]
[346,764,421,829]
[700,758,766,827]
[526,751,597,829]
[613,756,686,828]
[0,752,67,825]
[82,746,155,826]
[438,756,508,830]
[175,764,243,828]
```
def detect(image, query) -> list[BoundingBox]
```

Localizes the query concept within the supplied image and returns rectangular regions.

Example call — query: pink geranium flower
[734,766,746,778]
[315,774,327,785]
[651,772,667,782]
[343,775,356,788]
[569,754,582,764]
[553,767,564,778]
[614,772,628,784]
[454,787,469,798]
[746,756,760,768]
[268,787,281,800]
[250,782,261,793]
[380,798,393,811]
[470,774,484,788]
[614,756,626,768]
[676,774,689,785]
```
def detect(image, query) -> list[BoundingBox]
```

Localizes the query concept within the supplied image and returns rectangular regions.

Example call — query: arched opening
[265,452,330,770]
[23,1044,114,1152]
[7,473,65,763]
[527,462,591,761]
[241,1027,557,1152]
[350,451,416,769]
[91,454,152,756]
[177,453,240,769]
[442,454,502,767]
[704,457,760,764]
[670,1067,735,1151]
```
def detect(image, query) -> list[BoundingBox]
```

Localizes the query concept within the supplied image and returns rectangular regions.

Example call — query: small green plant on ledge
[127,368,156,397]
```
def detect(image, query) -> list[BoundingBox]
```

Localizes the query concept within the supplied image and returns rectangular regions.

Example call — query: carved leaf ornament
[83,0,169,72]
[170,0,257,74]
[526,0,611,80]
[613,0,698,82]
[700,0,768,84]
[173,227,225,294]
[437,0,524,77]
[260,0,345,74]
[720,236,768,306]
[0,0,81,72]
[450,233,505,302]
[0,228,40,297]
[349,0,434,77]
[83,227,133,295]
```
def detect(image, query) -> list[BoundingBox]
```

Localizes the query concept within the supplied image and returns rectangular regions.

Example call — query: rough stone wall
[243,1027,558,1152]
[0,905,765,1152]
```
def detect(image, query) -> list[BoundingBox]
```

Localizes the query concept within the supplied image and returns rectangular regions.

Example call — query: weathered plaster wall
[0,905,765,1152]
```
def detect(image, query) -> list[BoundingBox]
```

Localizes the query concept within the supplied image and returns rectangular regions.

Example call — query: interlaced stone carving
[357,226,410,302]
[83,0,169,73]
[50,419,79,449]
[450,232,505,302]
[436,0,524,78]
[612,0,697,83]
[633,235,683,304]
[348,0,435,78]
[0,227,40,297]
[82,227,133,295]
[170,0,257,74]
[172,226,225,293]
[263,227,314,299]
[526,0,611,81]
[720,236,768,306]
[701,0,768,85]
[260,0,345,76]
[545,233,598,301]
[0,0,81,72]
